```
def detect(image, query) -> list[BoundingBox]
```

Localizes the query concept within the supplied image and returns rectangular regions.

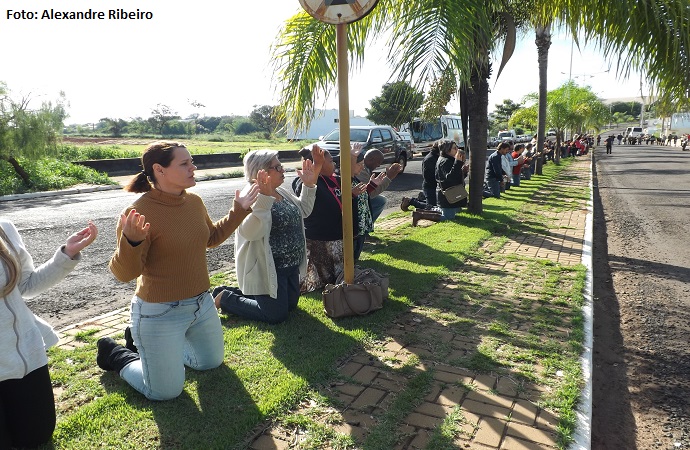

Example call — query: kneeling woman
[214,148,323,324]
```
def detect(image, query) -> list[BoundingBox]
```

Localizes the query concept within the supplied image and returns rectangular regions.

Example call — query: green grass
[44,158,588,449]
[0,158,115,196]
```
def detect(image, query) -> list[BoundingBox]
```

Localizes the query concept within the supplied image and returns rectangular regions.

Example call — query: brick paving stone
[250,434,289,450]
[404,412,444,429]
[341,409,377,428]
[506,422,558,447]
[438,385,468,406]
[473,374,497,391]
[333,423,367,442]
[496,377,519,396]
[424,382,443,402]
[510,399,539,425]
[351,387,387,410]
[334,383,365,397]
[352,365,381,384]
[415,401,454,418]
[466,390,514,409]
[339,361,363,378]
[473,417,507,447]
[409,429,432,449]
[433,369,472,384]
[535,409,559,429]
[371,376,405,393]
[461,399,511,419]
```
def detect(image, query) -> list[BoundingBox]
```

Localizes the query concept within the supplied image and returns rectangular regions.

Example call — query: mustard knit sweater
[109,189,249,303]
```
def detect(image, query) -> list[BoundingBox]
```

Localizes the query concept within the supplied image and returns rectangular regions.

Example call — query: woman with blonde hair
[1,219,97,448]
[97,141,258,401]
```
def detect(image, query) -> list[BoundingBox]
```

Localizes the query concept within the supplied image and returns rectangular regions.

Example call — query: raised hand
[255,170,273,196]
[121,209,150,245]
[385,163,403,180]
[63,220,98,258]
[311,144,325,170]
[296,158,318,187]
[350,142,363,154]
[235,183,259,210]
[370,171,387,186]
[352,182,367,196]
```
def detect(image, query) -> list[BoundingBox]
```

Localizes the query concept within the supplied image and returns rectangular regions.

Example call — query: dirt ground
[591,148,690,449]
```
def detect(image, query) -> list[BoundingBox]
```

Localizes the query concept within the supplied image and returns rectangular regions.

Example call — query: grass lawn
[44,159,587,449]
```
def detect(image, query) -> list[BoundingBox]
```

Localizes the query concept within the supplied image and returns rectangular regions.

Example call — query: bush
[57,144,140,161]
[234,120,259,135]
[0,158,115,196]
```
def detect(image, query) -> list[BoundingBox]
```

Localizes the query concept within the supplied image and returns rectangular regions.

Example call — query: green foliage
[0,157,114,195]
[420,68,457,122]
[365,81,424,127]
[250,105,284,138]
[57,144,141,161]
[233,119,260,135]
[0,81,67,160]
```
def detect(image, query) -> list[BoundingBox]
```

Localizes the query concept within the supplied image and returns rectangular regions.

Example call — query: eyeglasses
[267,164,284,172]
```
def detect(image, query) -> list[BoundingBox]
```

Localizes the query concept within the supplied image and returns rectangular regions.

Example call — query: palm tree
[272,0,690,215]
[534,22,552,169]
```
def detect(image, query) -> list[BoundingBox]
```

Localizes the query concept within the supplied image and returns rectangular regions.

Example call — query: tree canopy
[365,81,424,127]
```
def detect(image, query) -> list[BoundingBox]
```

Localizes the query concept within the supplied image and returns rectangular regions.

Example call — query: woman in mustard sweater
[97,141,258,401]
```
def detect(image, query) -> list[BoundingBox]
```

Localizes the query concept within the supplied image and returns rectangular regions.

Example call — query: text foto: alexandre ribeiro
[6,9,154,20]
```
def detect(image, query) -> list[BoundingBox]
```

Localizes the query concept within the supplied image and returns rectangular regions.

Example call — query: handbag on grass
[322,282,384,318]
[335,266,389,299]
[441,184,468,203]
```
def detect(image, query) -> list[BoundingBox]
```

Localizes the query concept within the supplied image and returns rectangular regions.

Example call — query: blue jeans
[121,292,224,400]
[353,235,366,261]
[440,207,460,221]
[218,265,300,324]
[423,187,437,206]
[369,195,387,224]
[512,173,521,186]
[483,179,501,198]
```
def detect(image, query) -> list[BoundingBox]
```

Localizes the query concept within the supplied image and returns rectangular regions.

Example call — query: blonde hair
[0,227,19,297]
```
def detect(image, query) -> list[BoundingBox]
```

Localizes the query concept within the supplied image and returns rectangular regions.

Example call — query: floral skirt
[300,239,343,293]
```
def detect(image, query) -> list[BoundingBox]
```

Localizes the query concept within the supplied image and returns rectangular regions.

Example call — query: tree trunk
[535,24,552,172]
[466,58,490,216]
[3,156,33,187]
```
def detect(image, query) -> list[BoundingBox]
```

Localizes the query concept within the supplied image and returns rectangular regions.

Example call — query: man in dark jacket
[483,142,510,198]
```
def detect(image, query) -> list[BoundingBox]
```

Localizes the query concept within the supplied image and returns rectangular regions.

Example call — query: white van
[624,127,644,139]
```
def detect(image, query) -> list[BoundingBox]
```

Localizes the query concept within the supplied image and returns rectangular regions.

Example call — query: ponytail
[0,227,19,297]
[124,171,152,193]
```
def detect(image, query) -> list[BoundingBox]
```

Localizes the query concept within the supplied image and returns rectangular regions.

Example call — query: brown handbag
[441,184,468,203]
[335,266,389,299]
[322,282,384,318]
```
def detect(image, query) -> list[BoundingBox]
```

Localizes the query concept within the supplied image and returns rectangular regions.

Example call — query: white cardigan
[235,185,316,299]
[0,220,80,381]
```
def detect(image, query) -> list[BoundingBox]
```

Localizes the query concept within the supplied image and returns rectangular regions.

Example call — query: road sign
[298,0,379,25]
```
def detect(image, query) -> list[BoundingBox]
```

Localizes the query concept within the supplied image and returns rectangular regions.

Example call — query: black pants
[0,365,56,449]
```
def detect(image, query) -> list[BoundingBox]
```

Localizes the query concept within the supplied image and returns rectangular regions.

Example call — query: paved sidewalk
[53,156,593,450]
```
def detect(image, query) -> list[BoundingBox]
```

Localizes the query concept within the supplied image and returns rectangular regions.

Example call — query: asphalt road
[591,141,690,448]
[0,159,425,330]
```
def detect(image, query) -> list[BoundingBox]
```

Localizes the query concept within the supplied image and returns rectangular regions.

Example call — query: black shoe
[400,197,411,211]
[417,192,426,202]
[97,337,139,373]
[124,327,138,353]
[97,337,119,371]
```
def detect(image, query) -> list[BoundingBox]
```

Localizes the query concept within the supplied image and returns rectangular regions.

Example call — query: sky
[2,0,647,126]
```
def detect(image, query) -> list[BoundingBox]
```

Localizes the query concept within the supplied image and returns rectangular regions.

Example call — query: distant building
[286,109,375,140]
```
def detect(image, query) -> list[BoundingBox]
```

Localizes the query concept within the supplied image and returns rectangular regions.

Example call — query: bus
[399,114,467,154]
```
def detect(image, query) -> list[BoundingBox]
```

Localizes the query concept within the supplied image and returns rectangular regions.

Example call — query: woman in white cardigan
[0,219,97,449]
[213,148,323,324]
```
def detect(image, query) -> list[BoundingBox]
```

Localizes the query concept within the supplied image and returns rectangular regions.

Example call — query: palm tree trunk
[535,24,552,173]
[467,59,490,215]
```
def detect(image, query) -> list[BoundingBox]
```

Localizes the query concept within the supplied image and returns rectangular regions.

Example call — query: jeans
[353,235,366,261]
[423,187,437,206]
[483,179,501,198]
[512,173,521,186]
[218,265,300,324]
[0,365,55,448]
[121,292,224,400]
[369,195,387,224]
[440,207,460,221]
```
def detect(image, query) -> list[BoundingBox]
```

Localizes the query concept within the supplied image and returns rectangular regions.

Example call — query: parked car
[310,125,414,172]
